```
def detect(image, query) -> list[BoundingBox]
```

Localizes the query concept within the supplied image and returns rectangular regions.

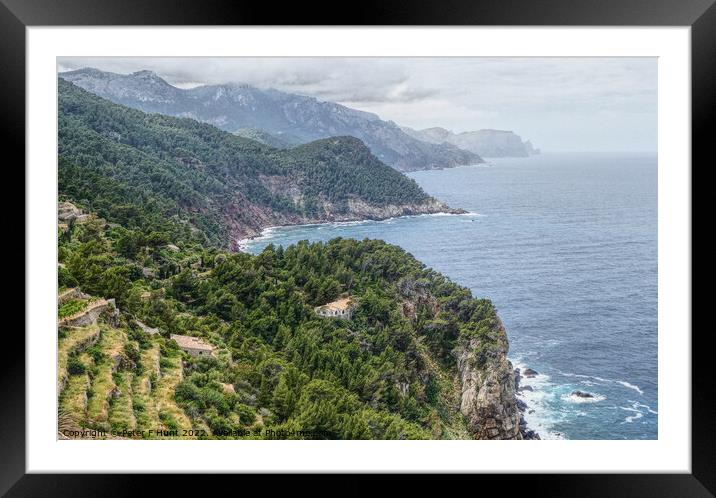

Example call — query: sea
[241,152,658,440]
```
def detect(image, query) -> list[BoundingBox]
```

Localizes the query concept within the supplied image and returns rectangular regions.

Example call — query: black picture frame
[4,0,712,495]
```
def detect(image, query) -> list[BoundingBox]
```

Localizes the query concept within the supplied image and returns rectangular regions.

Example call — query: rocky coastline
[237,205,540,441]
[514,366,542,440]
[233,198,468,251]
[453,316,543,440]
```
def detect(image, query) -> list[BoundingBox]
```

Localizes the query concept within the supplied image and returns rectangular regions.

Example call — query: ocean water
[242,153,658,440]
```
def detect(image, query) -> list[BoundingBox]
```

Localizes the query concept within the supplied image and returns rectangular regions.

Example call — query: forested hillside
[58,78,457,250]
[58,208,521,439]
[57,78,525,441]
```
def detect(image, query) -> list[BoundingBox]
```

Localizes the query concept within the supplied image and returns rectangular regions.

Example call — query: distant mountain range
[60,68,484,172]
[401,127,540,158]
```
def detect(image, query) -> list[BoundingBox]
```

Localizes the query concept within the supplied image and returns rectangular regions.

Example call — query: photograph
[55,56,658,441]
[3,3,708,488]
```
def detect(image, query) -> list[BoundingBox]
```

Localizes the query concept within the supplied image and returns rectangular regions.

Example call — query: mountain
[60,68,484,172]
[58,78,461,250]
[402,126,540,158]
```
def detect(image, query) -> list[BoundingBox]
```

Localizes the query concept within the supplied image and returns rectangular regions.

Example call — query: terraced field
[131,343,162,431]
[57,324,99,390]
[155,351,195,437]
[58,320,195,439]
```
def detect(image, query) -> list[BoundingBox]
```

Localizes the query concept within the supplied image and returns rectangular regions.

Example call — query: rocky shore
[514,367,542,440]
[234,199,468,251]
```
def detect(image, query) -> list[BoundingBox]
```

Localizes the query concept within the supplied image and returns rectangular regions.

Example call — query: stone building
[170,334,215,357]
[314,296,355,319]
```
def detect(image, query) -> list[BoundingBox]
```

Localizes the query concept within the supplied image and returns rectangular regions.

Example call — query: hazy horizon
[58,57,657,154]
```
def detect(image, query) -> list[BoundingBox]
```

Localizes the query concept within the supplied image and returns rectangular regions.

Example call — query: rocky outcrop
[513,367,541,440]
[522,368,539,378]
[58,201,91,223]
[455,319,522,440]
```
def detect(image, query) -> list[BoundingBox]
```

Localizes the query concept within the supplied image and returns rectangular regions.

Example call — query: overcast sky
[58,57,657,153]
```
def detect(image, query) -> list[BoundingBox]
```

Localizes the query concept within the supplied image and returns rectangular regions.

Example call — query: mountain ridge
[60,68,484,172]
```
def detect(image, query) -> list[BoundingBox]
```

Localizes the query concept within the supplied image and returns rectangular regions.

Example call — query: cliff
[232,195,464,249]
[397,270,523,440]
[455,319,522,439]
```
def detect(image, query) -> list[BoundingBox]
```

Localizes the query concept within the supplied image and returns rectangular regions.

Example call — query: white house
[314,296,355,320]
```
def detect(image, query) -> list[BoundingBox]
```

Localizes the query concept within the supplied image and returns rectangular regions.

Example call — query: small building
[170,334,215,357]
[314,296,355,320]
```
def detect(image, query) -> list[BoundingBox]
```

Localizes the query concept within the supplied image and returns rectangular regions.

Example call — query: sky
[58,57,657,153]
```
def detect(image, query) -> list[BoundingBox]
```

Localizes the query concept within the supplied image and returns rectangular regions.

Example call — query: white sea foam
[616,381,644,395]
[558,370,645,397]
[561,392,606,404]
[629,401,658,415]
[620,405,645,423]
[623,411,644,423]
[236,226,283,252]
[619,400,657,423]
[511,359,566,439]
[516,391,565,439]
[559,371,611,383]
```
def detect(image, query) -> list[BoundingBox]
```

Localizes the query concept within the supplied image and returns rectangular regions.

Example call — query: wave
[557,370,645,397]
[512,359,566,439]
[621,409,644,423]
[236,226,283,252]
[429,211,482,217]
[616,381,644,395]
[512,360,657,437]
[628,400,658,415]
[619,400,657,423]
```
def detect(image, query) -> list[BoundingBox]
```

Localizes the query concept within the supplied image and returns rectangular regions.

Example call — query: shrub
[235,403,257,426]
[68,357,87,375]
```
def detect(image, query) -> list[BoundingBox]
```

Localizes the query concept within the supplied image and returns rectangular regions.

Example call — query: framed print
[4,0,713,494]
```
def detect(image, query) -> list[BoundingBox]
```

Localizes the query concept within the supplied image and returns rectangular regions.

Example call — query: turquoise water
[243,153,658,440]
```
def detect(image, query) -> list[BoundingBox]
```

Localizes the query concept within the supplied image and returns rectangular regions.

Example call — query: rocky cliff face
[403,126,539,158]
[232,195,464,249]
[397,276,524,440]
[60,68,483,172]
[455,319,523,440]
